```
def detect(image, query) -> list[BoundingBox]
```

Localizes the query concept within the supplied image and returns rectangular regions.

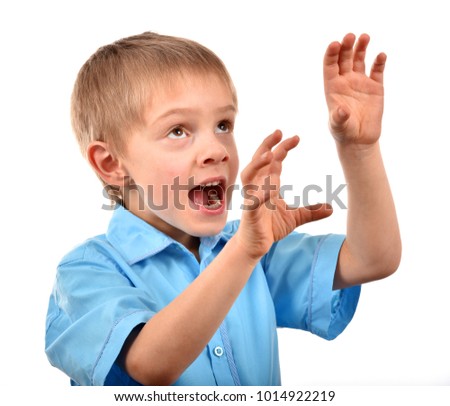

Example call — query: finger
[329,106,350,134]
[240,150,273,184]
[251,129,283,160]
[353,33,370,74]
[323,41,341,81]
[370,52,387,84]
[294,203,333,227]
[338,33,356,74]
[272,135,300,163]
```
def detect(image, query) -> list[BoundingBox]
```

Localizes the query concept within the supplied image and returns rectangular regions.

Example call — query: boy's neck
[172,230,200,262]
[184,237,201,263]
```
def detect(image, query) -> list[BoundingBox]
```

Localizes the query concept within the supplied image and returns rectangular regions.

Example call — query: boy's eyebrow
[154,105,237,123]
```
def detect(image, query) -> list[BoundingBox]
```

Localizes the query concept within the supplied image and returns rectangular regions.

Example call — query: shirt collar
[105,205,229,265]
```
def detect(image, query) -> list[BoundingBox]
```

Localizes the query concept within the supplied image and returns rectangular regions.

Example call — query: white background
[1,0,449,395]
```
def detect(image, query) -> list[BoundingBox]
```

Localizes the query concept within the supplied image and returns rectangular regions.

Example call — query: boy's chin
[186,216,228,238]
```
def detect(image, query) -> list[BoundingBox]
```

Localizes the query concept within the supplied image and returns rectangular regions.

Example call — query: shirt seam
[90,309,149,385]
[219,322,241,386]
[307,234,328,331]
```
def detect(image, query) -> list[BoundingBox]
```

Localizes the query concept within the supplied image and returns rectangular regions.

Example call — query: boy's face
[120,73,239,243]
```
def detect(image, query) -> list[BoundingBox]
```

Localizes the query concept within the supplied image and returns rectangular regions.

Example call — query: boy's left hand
[323,33,386,147]
[236,130,333,260]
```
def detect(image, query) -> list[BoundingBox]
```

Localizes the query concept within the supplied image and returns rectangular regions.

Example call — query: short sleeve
[263,233,360,340]
[45,243,155,386]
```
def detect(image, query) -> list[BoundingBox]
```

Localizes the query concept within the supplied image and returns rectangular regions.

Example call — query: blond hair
[71,31,237,160]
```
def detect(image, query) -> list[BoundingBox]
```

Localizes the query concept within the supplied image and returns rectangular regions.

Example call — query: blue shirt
[45,205,360,386]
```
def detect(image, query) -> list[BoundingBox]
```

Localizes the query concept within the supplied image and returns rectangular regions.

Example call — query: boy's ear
[87,141,128,186]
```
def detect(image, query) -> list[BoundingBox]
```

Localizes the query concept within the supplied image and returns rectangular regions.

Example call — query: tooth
[201,181,221,187]
[204,201,221,209]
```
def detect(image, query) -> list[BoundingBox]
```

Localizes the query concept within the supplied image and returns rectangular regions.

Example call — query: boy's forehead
[154,71,231,94]
[147,71,237,110]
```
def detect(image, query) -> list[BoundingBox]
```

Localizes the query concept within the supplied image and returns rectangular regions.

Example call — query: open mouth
[188,179,225,211]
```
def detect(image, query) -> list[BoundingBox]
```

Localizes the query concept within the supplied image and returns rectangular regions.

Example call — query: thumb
[294,203,333,227]
[329,106,350,134]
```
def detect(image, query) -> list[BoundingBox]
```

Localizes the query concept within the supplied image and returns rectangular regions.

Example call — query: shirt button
[213,346,224,357]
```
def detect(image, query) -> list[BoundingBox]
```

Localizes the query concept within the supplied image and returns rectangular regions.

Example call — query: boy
[45,31,401,386]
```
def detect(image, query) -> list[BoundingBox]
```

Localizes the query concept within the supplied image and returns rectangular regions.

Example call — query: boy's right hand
[235,130,333,260]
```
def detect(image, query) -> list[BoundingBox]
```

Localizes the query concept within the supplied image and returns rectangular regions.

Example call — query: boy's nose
[197,138,230,167]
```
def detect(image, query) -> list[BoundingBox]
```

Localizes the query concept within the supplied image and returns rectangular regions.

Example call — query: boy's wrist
[335,140,381,163]
[228,232,265,266]
[335,140,386,187]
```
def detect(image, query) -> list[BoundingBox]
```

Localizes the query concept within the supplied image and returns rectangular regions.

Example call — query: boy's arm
[121,132,331,385]
[323,33,402,290]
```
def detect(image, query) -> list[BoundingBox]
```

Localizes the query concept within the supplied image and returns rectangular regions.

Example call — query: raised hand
[236,130,332,259]
[323,33,386,146]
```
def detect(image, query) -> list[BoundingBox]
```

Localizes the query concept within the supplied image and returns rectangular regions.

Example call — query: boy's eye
[216,121,233,134]
[167,127,188,139]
